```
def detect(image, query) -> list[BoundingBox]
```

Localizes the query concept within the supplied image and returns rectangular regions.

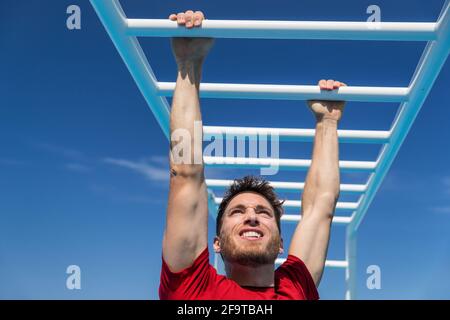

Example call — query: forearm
[164,59,208,270]
[301,118,340,217]
[170,59,204,175]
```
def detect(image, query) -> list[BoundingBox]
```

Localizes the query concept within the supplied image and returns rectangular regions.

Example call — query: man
[160,10,346,300]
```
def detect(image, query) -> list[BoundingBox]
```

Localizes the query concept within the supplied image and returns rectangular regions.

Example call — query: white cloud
[431,206,450,215]
[149,155,169,166]
[443,176,450,195]
[88,183,165,204]
[0,158,27,166]
[427,177,450,215]
[65,163,90,173]
[104,156,259,183]
[103,157,168,182]
[32,142,93,173]
[34,142,86,161]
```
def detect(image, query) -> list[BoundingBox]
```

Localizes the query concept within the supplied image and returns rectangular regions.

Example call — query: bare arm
[288,79,346,285]
[162,10,214,272]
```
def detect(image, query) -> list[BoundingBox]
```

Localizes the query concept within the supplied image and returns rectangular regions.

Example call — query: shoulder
[160,247,227,299]
[275,255,320,300]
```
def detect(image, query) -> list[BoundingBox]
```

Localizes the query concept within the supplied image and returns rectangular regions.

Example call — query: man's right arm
[162,11,214,273]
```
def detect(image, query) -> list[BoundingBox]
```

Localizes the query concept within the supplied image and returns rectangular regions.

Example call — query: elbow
[319,191,339,209]
[317,191,339,205]
[169,147,204,179]
[307,192,339,220]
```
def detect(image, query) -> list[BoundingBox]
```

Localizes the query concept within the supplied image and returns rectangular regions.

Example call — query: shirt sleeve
[159,247,214,300]
[276,254,320,300]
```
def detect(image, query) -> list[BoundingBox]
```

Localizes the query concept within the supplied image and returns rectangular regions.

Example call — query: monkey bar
[90,0,450,299]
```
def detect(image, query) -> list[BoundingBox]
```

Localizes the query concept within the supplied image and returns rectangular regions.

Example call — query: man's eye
[230,210,243,215]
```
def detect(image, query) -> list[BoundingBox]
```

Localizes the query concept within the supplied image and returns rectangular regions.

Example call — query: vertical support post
[90,0,171,139]
[215,253,226,275]
[345,228,357,300]
[208,189,226,275]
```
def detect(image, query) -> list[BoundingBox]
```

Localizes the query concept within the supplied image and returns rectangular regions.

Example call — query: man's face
[214,192,283,267]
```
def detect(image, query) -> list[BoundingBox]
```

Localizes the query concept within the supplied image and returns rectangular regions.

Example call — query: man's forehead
[227,191,271,208]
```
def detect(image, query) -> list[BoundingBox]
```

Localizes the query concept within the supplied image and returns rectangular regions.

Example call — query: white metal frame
[90,0,450,299]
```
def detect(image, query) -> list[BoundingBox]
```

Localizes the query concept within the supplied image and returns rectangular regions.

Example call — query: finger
[195,11,205,20]
[327,79,334,90]
[177,12,185,24]
[169,14,177,21]
[333,81,341,89]
[185,10,194,28]
[319,79,327,90]
[193,11,204,26]
[340,82,347,87]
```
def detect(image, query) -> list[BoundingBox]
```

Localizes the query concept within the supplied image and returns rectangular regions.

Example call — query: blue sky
[0,0,449,299]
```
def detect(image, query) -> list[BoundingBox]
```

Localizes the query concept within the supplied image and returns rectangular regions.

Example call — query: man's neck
[225,263,275,287]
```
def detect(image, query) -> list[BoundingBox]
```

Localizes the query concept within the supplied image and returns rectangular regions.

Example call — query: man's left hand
[307,79,347,122]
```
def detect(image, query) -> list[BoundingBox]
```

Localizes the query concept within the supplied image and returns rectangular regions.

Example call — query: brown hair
[216,175,284,236]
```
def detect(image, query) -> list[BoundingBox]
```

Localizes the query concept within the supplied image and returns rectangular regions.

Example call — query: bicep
[288,210,333,286]
[163,171,208,272]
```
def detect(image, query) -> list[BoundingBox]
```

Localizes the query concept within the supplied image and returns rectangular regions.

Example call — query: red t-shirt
[159,247,319,300]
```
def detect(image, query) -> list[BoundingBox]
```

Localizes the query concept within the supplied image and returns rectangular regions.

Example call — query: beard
[219,231,281,267]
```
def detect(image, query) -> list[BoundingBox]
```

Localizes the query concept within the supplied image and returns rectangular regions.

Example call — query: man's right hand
[169,10,214,64]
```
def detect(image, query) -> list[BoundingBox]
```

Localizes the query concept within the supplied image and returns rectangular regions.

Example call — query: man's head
[213,176,285,267]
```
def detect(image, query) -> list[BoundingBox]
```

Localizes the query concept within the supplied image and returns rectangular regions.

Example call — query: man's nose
[244,209,259,225]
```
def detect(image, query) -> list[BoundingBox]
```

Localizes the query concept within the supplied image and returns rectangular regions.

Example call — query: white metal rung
[203,126,391,144]
[214,197,358,211]
[204,156,377,171]
[158,82,409,103]
[206,179,367,194]
[127,19,437,42]
[282,214,352,225]
[276,258,348,269]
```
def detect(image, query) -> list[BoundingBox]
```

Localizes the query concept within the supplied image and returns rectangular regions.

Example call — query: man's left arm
[288,79,346,286]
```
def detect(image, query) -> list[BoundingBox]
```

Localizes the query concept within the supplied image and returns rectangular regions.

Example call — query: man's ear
[213,236,221,253]
[279,237,284,255]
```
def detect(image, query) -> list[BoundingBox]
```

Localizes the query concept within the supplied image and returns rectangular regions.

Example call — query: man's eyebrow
[256,205,275,215]
[255,205,274,213]
[227,204,246,211]
[227,204,273,212]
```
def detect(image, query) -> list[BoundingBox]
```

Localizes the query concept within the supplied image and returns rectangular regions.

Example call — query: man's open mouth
[239,229,264,240]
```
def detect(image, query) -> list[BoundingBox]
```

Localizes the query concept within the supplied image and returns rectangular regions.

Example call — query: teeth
[242,231,261,238]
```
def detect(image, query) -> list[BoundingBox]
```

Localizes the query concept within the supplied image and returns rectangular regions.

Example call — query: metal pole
[127,19,437,41]
[158,82,409,103]
[206,178,367,194]
[346,229,358,300]
[90,0,171,139]
[204,156,377,171]
[203,126,390,144]
[348,1,450,232]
